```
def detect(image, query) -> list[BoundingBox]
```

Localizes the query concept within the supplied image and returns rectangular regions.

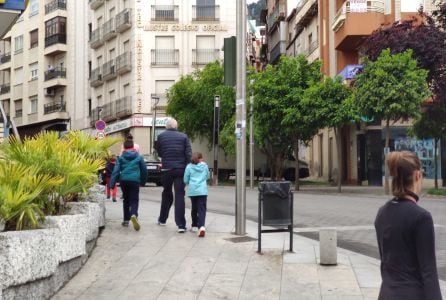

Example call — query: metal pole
[151,96,159,155]
[235,0,247,235]
[249,79,254,189]
[213,95,220,185]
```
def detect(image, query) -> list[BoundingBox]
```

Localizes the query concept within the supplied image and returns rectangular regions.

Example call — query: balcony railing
[332,0,385,31]
[0,83,10,94]
[192,49,219,65]
[45,34,67,48]
[45,0,67,15]
[307,40,319,56]
[0,53,11,64]
[44,67,66,81]
[116,52,131,74]
[267,5,284,32]
[100,102,115,122]
[89,27,103,49]
[151,5,179,21]
[44,101,66,114]
[115,96,132,118]
[270,41,284,64]
[116,8,131,33]
[192,5,220,21]
[151,49,179,66]
[89,0,104,10]
[102,59,116,81]
[102,18,116,41]
[15,109,22,118]
[90,67,103,87]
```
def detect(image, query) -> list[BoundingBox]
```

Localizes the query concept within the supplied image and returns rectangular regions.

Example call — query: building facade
[264,0,441,185]
[0,0,90,137]
[88,0,237,155]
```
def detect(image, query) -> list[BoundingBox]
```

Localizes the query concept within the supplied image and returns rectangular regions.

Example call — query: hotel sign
[142,24,228,32]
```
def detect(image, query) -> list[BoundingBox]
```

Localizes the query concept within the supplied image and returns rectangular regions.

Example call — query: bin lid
[258,181,291,199]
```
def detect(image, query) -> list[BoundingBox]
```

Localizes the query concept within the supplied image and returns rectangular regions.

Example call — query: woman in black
[375,151,442,300]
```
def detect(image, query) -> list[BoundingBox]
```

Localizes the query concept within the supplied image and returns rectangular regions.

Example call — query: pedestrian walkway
[53,198,446,300]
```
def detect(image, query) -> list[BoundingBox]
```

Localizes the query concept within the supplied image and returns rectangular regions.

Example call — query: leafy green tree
[252,55,323,182]
[410,104,446,189]
[304,76,355,192]
[166,62,235,153]
[354,49,430,193]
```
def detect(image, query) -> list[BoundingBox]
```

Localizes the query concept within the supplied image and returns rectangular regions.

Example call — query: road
[140,184,446,280]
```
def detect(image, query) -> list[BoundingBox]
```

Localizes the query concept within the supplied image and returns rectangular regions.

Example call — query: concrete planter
[0,188,105,299]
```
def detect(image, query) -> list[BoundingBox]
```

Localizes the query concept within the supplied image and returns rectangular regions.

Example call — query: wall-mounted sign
[143,24,227,32]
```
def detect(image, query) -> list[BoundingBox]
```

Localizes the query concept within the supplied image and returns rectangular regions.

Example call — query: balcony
[115,96,132,118]
[44,101,66,114]
[116,8,131,33]
[192,49,219,66]
[269,41,286,64]
[89,0,104,10]
[0,83,10,95]
[90,67,103,87]
[45,0,67,15]
[44,34,67,56]
[151,49,179,66]
[293,0,318,37]
[89,27,103,49]
[332,0,385,50]
[102,18,117,42]
[192,5,220,21]
[102,59,117,81]
[44,67,67,89]
[151,5,179,22]
[267,5,285,33]
[0,52,11,64]
[116,52,131,74]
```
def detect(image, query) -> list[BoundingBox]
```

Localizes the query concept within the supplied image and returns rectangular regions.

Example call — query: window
[109,89,115,102]
[14,99,22,117]
[97,95,102,107]
[109,48,115,60]
[154,36,176,65]
[88,61,92,79]
[14,35,23,54]
[109,7,116,18]
[195,36,215,64]
[29,62,38,80]
[29,95,38,114]
[123,40,130,53]
[14,67,23,84]
[29,0,39,17]
[155,80,174,106]
[196,0,215,20]
[123,83,130,96]
[88,98,92,117]
[45,17,66,37]
[30,29,38,48]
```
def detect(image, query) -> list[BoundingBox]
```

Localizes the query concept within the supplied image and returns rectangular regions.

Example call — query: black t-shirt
[375,198,442,300]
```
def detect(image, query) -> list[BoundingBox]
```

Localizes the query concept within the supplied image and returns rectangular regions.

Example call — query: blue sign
[0,0,27,11]
[338,64,363,80]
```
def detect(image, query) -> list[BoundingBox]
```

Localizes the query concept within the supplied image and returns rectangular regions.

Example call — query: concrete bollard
[319,229,337,265]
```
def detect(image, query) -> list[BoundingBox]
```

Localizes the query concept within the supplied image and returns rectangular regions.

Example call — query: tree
[304,76,355,192]
[166,62,235,153]
[354,49,430,193]
[252,55,323,183]
[410,104,446,189]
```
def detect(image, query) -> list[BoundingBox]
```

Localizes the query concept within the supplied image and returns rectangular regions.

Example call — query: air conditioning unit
[45,88,55,97]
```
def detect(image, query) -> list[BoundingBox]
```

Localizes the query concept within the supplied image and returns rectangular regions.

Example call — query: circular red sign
[95,120,106,131]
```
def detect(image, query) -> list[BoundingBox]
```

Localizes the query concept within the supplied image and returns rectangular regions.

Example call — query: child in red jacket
[103,155,118,202]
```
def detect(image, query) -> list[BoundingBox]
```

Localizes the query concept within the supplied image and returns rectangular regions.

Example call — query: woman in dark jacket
[110,140,147,231]
[375,151,442,300]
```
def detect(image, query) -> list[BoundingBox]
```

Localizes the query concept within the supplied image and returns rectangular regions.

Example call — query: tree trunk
[335,127,342,193]
[435,138,438,189]
[293,138,300,191]
[384,118,391,195]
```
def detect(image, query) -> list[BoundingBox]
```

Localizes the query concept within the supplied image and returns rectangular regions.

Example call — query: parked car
[143,154,162,186]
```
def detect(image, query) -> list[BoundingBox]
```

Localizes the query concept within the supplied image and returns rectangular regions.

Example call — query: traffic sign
[95,119,106,131]
[96,131,105,139]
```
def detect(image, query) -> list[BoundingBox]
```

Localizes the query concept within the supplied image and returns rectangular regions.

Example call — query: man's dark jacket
[156,128,192,169]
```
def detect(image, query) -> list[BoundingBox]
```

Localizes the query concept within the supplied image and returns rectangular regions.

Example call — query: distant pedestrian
[103,154,118,202]
[184,152,209,237]
[110,140,147,231]
[155,117,192,233]
[375,151,442,300]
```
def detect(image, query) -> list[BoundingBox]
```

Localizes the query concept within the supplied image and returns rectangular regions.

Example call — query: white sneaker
[198,226,206,237]
[178,228,186,233]
[190,227,199,232]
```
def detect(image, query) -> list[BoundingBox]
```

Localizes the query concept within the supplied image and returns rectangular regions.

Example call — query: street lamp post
[151,96,159,155]
[212,95,220,185]
[249,79,254,189]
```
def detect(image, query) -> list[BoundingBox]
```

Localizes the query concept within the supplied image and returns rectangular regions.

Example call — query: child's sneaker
[121,221,129,227]
[112,198,117,202]
[130,215,140,231]
[198,226,206,237]
[190,227,199,233]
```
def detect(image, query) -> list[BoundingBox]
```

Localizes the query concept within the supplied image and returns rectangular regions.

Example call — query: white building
[0,0,90,137]
[88,0,237,155]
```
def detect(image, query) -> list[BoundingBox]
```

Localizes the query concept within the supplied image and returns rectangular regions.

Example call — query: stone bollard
[319,229,337,265]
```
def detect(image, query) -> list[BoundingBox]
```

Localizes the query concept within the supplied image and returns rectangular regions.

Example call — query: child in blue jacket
[184,152,209,237]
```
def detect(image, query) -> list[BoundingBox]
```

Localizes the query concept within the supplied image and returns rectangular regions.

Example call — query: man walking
[156,117,192,232]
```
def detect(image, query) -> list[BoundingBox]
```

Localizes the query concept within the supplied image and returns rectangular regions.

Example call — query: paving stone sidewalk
[53,198,446,300]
